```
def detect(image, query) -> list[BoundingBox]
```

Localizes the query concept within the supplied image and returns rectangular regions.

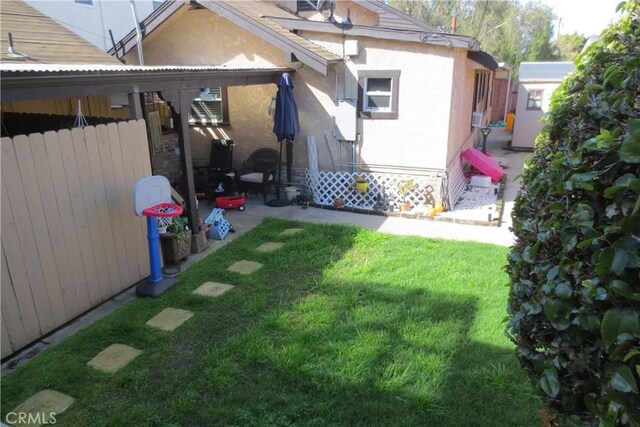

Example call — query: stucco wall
[512,81,560,149]
[304,32,456,172]
[126,4,470,175]
[445,52,477,167]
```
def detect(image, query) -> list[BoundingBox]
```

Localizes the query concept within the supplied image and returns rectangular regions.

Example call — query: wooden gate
[1,120,152,358]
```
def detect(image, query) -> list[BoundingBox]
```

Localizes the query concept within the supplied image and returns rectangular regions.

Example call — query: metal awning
[0,64,294,101]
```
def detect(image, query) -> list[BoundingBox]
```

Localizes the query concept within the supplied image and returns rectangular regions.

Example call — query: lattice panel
[446,155,468,210]
[305,170,444,211]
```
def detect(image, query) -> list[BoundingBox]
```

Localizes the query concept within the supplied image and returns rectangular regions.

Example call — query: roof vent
[6,33,30,59]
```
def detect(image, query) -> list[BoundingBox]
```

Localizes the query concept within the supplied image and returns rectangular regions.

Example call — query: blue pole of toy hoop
[147,216,163,283]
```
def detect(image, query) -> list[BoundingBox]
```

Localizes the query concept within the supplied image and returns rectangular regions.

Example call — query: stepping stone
[281,228,303,236]
[87,343,142,374]
[256,242,284,253]
[146,307,193,331]
[227,260,263,275]
[193,281,235,297]
[9,389,74,426]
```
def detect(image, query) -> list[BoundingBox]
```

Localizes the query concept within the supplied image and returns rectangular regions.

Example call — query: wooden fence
[1,120,152,358]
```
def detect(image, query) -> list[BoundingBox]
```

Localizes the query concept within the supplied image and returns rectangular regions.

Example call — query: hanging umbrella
[272,72,299,187]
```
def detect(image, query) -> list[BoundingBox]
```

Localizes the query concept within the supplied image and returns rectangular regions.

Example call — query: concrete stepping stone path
[256,242,284,253]
[193,282,235,297]
[87,343,142,374]
[227,260,263,275]
[280,228,303,236]
[9,389,74,426]
[146,308,193,331]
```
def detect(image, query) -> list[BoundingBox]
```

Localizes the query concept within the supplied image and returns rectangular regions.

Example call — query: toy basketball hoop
[133,176,183,297]
[143,202,183,232]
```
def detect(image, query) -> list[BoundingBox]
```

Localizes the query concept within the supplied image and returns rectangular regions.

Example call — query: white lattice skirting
[304,169,445,212]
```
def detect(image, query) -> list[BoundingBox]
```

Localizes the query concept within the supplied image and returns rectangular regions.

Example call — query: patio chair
[237,148,279,203]
[193,139,237,197]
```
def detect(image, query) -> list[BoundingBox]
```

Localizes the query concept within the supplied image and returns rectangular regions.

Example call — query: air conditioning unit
[472,111,484,127]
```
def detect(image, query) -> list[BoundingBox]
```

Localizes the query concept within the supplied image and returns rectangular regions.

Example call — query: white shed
[512,62,575,149]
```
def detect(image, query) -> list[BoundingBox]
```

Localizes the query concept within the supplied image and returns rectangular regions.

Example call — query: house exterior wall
[26,0,156,51]
[512,81,560,149]
[302,32,456,172]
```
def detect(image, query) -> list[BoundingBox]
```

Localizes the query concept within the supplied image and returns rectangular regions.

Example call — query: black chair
[193,139,236,197]
[237,148,279,203]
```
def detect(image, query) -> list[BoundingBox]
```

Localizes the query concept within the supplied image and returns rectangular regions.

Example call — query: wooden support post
[163,89,208,254]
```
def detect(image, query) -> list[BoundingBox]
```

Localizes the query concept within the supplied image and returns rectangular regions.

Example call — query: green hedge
[506,1,640,426]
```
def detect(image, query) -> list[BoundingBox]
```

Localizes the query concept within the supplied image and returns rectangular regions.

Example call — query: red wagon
[215,195,246,211]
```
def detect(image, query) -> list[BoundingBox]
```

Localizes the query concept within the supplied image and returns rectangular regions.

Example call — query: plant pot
[334,198,345,208]
[160,230,192,265]
[356,182,368,193]
[399,202,411,212]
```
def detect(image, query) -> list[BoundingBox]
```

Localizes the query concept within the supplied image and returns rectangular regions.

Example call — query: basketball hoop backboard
[132,176,172,216]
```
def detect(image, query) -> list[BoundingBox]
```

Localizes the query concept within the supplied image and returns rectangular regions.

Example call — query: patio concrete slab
[280,228,303,236]
[9,389,74,426]
[146,308,193,331]
[87,344,142,374]
[256,242,284,253]
[193,282,235,297]
[227,260,263,275]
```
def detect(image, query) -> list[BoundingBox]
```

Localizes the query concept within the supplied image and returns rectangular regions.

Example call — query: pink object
[461,148,504,182]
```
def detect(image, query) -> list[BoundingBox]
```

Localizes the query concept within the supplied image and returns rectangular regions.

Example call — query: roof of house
[519,62,576,82]
[112,0,479,75]
[0,0,122,65]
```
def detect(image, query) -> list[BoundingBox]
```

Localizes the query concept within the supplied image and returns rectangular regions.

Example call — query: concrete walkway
[211,127,531,248]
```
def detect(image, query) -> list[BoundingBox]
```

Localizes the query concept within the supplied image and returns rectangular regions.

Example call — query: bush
[506,2,640,426]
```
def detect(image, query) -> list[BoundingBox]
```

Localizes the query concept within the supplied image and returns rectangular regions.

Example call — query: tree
[551,32,588,61]
[506,1,640,425]
[387,0,555,74]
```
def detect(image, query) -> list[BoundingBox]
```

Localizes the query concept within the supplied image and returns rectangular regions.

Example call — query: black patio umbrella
[267,73,299,207]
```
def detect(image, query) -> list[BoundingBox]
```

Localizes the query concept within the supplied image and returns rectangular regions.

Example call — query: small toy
[215,195,246,211]
[204,208,234,240]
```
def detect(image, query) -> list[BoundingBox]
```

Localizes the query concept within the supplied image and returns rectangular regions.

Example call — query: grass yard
[1,218,540,426]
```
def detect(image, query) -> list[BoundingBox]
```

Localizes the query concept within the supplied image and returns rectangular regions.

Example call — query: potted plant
[355,175,368,193]
[397,178,417,212]
[160,216,192,265]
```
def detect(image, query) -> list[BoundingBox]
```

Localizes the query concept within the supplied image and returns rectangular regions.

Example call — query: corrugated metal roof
[519,62,576,82]
[0,0,122,65]
[0,63,287,73]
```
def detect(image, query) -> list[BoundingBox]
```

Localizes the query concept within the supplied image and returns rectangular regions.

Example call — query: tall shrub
[506,1,640,426]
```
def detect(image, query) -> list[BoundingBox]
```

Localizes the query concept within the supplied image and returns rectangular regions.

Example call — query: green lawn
[1,218,540,426]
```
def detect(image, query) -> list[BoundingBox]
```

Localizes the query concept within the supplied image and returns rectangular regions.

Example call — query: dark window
[526,89,544,110]
[297,1,316,12]
[471,69,492,128]
[358,70,401,120]
[189,88,229,125]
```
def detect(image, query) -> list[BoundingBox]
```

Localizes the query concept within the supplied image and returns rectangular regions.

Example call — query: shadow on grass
[1,218,539,426]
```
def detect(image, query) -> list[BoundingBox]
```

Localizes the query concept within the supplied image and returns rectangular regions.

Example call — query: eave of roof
[267,17,479,50]
[197,0,339,75]
[1,64,294,102]
[359,0,440,33]
[467,51,500,70]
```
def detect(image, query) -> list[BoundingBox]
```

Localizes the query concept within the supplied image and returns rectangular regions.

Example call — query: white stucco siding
[27,0,155,51]
[512,81,560,149]
[303,33,456,172]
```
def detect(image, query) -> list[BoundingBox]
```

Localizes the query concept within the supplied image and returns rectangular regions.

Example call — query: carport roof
[0,63,294,102]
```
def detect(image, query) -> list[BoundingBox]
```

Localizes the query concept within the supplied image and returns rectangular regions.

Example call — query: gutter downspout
[501,63,512,122]
[130,0,144,65]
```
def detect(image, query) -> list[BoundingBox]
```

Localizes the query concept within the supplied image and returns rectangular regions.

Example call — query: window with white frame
[189,87,229,125]
[526,89,544,110]
[358,70,400,119]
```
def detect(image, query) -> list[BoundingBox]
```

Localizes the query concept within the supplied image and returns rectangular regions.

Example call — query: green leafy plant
[506,2,640,426]
[167,216,189,239]
[397,178,417,203]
